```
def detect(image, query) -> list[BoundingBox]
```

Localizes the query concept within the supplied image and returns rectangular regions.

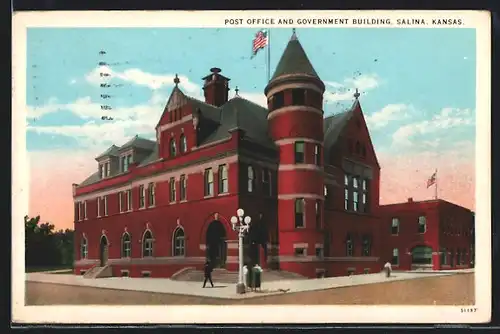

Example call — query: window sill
[148,205,156,209]
[179,200,187,203]
[138,206,146,210]
[204,195,214,199]
[295,226,305,229]
[218,192,230,197]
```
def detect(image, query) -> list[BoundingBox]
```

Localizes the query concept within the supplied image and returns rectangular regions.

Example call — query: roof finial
[174,74,180,86]
[235,86,239,96]
[354,88,360,100]
[291,28,297,40]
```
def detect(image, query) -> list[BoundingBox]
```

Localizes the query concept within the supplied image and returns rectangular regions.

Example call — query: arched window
[80,236,88,259]
[247,166,255,192]
[173,227,185,256]
[122,232,131,258]
[142,230,154,257]
[418,216,427,233]
[170,139,177,157]
[180,134,187,153]
[346,234,353,256]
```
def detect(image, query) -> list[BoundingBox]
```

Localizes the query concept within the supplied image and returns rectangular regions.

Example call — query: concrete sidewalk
[26,269,473,300]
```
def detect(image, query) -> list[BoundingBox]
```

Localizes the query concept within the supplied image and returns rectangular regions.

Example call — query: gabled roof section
[119,135,156,152]
[323,100,357,162]
[156,85,189,128]
[138,143,159,167]
[199,96,275,149]
[270,32,320,81]
[79,171,100,187]
[95,145,119,161]
[186,96,222,123]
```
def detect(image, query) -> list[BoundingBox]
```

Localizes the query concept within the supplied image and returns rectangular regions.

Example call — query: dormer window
[99,162,111,179]
[121,154,132,172]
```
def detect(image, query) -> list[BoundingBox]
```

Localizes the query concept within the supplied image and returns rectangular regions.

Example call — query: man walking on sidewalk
[202,260,214,288]
[384,261,392,278]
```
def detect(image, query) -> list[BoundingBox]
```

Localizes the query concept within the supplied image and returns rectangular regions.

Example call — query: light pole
[230,208,252,294]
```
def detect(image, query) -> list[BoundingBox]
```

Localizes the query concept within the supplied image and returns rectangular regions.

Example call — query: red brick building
[72,31,473,279]
[379,198,475,271]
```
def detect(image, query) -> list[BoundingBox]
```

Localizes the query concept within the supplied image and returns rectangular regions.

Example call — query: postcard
[12,10,491,324]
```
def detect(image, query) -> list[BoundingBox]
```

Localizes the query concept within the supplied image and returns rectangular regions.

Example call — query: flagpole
[267,29,271,82]
[434,168,438,200]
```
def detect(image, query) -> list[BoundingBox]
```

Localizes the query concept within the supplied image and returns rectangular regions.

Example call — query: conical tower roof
[270,30,320,82]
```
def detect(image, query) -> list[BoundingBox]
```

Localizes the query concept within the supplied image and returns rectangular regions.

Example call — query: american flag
[252,30,268,57]
[427,171,437,188]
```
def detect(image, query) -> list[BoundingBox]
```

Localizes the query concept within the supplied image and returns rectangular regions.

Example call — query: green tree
[25,215,74,270]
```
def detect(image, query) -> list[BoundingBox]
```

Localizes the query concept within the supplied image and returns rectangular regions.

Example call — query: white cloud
[85,66,201,95]
[391,107,475,148]
[27,67,271,149]
[365,104,413,129]
[323,73,381,103]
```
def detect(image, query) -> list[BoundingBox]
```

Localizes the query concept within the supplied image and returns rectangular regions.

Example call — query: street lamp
[231,208,252,294]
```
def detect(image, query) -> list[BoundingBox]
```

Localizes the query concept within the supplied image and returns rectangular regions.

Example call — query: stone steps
[83,265,112,279]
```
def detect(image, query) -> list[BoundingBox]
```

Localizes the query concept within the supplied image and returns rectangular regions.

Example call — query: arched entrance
[411,245,433,270]
[206,220,227,268]
[100,235,109,267]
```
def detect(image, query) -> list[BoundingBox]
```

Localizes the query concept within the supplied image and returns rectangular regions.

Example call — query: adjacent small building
[379,198,475,271]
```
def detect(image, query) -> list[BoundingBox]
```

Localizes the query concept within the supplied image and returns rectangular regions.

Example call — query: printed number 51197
[461,307,477,313]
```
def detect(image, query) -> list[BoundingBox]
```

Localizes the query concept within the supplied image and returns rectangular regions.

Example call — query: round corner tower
[264,31,326,276]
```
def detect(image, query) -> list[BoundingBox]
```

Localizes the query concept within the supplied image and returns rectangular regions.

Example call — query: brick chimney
[408,197,413,203]
[202,67,230,107]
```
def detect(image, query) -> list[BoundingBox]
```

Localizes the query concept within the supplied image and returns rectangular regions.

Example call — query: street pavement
[25,269,474,300]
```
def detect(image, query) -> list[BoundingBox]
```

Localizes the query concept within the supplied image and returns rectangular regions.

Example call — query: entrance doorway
[206,220,227,268]
[100,235,109,267]
[411,245,433,270]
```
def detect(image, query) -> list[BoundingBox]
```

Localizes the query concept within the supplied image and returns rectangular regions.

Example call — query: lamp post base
[236,283,246,294]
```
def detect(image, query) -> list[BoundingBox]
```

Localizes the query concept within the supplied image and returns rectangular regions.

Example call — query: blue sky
[26,27,476,155]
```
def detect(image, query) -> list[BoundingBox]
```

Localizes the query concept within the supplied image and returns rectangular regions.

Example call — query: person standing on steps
[203,260,214,288]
